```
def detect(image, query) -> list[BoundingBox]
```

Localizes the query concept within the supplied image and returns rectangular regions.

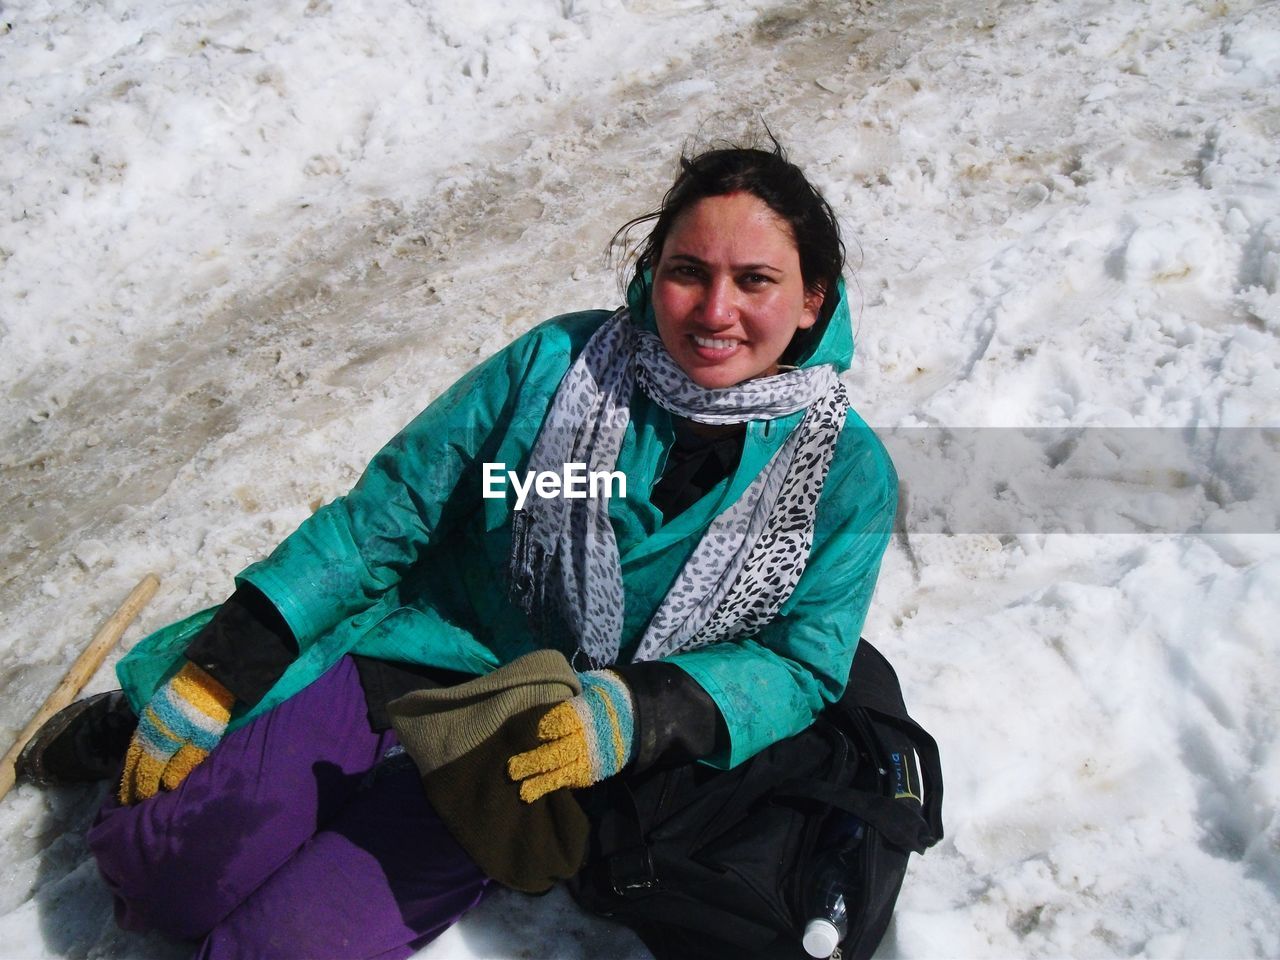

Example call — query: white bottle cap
[802,918,841,958]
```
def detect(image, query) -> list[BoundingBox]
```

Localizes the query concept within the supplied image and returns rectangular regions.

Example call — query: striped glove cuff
[570,670,636,782]
[138,664,234,757]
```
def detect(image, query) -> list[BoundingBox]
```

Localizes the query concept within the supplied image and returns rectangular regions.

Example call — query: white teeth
[693,335,738,349]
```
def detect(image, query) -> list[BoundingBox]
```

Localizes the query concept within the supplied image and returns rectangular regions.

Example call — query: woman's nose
[700,277,737,328]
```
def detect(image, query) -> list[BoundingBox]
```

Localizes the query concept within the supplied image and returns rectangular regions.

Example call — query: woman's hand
[118,662,235,805]
[507,670,634,803]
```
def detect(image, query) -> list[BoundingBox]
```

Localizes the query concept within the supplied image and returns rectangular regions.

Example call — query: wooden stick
[0,573,160,802]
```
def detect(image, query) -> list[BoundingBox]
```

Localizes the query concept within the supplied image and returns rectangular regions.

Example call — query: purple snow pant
[87,656,490,959]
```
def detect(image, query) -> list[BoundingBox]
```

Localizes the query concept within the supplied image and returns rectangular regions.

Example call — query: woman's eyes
[665,266,773,287]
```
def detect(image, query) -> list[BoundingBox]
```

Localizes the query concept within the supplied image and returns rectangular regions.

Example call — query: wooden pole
[0,573,160,802]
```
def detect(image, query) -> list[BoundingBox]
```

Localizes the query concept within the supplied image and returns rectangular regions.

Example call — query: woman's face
[652,192,823,390]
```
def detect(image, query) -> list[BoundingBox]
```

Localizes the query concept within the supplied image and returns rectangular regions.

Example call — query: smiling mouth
[691,334,741,351]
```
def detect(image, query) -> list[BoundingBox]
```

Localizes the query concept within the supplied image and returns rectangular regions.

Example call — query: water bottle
[801,815,865,958]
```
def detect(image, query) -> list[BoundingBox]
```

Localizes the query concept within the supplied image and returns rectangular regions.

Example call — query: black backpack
[569,639,944,959]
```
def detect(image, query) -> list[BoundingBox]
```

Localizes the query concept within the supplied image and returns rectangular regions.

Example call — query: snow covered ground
[2,0,1278,956]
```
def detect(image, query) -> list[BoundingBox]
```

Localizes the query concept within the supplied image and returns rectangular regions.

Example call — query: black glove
[184,583,298,707]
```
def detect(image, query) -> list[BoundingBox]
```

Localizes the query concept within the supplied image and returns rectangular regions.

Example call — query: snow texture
[1,0,1278,957]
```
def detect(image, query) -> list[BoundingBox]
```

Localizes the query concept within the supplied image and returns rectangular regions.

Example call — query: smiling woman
[652,191,822,388]
[618,139,848,389]
[18,136,898,960]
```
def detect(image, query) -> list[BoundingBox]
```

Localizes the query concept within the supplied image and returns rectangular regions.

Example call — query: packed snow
[2,0,1278,957]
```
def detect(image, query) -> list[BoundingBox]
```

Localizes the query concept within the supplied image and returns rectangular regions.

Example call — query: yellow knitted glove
[508,670,634,803]
[118,662,235,805]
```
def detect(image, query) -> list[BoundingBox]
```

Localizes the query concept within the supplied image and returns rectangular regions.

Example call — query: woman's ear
[799,284,825,329]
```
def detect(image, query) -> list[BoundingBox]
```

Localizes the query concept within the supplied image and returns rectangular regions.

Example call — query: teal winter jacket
[118,279,897,768]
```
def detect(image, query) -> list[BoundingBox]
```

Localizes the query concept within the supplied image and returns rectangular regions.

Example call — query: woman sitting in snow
[20,137,897,958]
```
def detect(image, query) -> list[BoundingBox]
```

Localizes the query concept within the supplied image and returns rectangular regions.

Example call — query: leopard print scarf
[509,308,848,669]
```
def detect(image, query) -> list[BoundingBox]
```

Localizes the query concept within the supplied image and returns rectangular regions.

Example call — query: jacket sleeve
[662,424,898,769]
[231,320,572,653]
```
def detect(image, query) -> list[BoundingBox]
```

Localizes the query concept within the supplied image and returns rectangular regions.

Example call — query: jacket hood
[625,271,855,375]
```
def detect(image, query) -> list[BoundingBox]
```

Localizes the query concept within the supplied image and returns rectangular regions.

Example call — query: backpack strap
[773,777,937,854]
[842,639,945,846]
[770,639,946,853]
[771,705,943,854]
[860,705,944,847]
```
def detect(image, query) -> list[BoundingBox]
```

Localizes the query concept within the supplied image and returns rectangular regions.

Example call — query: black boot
[16,690,138,786]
